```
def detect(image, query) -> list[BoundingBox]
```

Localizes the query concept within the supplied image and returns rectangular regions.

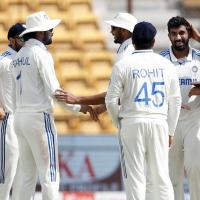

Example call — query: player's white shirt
[160,46,200,120]
[10,39,80,113]
[116,38,134,62]
[106,49,181,135]
[0,46,16,113]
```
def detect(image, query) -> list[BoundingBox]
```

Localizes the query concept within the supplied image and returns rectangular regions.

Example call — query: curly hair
[167,16,190,33]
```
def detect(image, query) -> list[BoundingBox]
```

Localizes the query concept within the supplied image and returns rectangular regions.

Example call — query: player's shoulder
[0,50,12,62]
[191,48,200,58]
[159,48,170,58]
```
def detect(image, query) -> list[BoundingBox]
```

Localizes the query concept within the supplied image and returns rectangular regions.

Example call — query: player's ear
[151,38,155,48]
[9,38,15,47]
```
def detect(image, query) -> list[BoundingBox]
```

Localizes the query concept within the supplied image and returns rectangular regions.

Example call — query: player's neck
[172,46,189,59]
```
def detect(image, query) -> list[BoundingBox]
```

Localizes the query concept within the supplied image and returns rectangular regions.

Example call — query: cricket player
[55,12,138,108]
[160,16,200,200]
[0,23,25,200]
[106,21,181,200]
[10,11,97,200]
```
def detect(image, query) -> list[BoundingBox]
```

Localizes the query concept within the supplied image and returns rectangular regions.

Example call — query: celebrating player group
[0,9,200,200]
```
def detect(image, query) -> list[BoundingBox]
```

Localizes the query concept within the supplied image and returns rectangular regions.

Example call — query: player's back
[117,50,179,120]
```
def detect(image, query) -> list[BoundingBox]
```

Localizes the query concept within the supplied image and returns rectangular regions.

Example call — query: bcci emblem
[192,66,198,73]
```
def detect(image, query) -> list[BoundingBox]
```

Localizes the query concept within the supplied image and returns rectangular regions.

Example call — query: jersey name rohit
[132,67,164,78]
[12,57,30,68]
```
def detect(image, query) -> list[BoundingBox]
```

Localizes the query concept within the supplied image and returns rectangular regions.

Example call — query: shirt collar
[117,38,132,54]
[169,46,193,63]
[25,39,47,50]
[132,49,153,54]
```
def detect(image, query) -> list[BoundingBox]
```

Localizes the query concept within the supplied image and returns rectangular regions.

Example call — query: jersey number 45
[134,82,165,107]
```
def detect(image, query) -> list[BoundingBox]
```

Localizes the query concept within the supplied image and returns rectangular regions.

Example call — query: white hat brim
[105,20,121,28]
[105,19,137,33]
[19,19,61,37]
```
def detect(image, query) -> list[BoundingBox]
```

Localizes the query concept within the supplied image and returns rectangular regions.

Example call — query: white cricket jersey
[106,50,181,135]
[10,39,80,113]
[116,38,134,62]
[160,46,200,120]
[0,46,16,113]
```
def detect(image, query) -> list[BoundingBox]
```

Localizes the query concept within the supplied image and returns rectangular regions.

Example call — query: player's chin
[174,45,186,51]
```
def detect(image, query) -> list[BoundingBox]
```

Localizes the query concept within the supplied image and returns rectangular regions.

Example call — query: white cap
[20,11,61,37]
[105,12,137,33]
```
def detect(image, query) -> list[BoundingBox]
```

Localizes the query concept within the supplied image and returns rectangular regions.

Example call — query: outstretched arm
[55,89,106,105]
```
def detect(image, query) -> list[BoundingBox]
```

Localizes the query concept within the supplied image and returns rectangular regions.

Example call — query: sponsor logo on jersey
[179,78,197,85]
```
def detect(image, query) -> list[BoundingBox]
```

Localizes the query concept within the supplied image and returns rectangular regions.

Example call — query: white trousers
[0,113,19,200]
[169,118,200,200]
[119,118,174,200]
[12,112,60,200]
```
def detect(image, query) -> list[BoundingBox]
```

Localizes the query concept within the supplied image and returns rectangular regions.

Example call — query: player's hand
[55,89,80,104]
[169,135,173,148]
[80,105,99,121]
[0,110,5,120]
[93,104,107,115]
[181,103,191,110]
[190,24,200,42]
[188,86,200,97]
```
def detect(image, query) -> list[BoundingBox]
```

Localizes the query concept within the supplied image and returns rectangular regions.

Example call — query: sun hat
[7,23,26,39]
[133,21,157,42]
[19,11,61,37]
[105,12,137,33]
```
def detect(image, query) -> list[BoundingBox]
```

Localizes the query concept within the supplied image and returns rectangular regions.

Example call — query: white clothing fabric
[106,49,181,200]
[120,118,174,200]
[0,47,19,200]
[12,112,59,200]
[116,38,134,62]
[160,47,200,121]
[161,47,200,200]
[106,50,181,135]
[10,38,79,200]
[10,39,80,113]
[0,46,16,113]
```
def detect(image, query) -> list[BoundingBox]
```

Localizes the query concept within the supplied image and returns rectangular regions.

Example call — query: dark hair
[167,16,190,33]
[7,23,26,39]
[23,32,37,41]
[132,39,154,49]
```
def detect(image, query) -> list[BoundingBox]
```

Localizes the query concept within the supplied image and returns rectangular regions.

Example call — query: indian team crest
[192,65,198,73]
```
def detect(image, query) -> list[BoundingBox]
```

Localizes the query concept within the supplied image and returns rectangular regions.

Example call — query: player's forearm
[77,92,106,105]
[167,96,181,136]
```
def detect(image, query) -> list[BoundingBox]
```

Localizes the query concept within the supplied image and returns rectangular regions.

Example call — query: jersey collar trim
[169,46,193,63]
[132,49,153,54]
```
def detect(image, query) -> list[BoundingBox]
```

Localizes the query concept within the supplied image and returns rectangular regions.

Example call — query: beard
[172,40,189,51]
[43,32,52,45]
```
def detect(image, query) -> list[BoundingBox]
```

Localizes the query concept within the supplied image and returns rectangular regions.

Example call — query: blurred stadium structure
[0,0,198,199]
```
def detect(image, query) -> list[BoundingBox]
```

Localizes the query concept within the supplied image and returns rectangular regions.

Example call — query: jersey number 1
[134,82,165,107]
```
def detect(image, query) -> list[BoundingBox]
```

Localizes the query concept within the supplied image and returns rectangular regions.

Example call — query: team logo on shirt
[192,66,198,73]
